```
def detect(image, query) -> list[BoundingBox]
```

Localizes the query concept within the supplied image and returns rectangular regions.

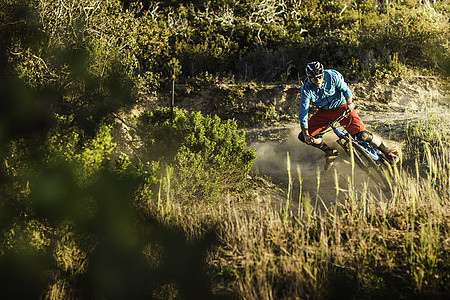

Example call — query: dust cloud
[249,126,322,179]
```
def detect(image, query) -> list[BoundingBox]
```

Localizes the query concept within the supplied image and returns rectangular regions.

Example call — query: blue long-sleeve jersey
[299,69,353,128]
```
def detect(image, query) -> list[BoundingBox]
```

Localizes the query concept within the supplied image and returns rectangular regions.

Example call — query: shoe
[386,151,399,165]
[324,149,339,170]
[378,142,399,165]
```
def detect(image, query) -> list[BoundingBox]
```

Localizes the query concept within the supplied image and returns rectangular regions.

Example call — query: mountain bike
[313,109,394,189]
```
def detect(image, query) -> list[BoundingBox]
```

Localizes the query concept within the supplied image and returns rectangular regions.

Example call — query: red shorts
[308,104,365,136]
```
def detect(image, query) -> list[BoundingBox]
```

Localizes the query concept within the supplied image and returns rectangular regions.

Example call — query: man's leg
[355,131,399,164]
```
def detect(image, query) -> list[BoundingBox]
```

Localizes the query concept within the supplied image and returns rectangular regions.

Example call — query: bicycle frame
[333,127,383,161]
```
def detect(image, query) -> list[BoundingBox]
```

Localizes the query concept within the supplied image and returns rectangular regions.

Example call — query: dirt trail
[245,121,390,208]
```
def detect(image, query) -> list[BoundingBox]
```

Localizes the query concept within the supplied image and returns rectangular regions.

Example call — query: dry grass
[150,159,449,298]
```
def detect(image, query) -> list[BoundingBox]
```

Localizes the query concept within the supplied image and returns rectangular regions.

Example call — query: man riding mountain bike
[298,61,399,170]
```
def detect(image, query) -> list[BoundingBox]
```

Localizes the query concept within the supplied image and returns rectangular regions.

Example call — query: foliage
[149,0,449,81]
[405,100,450,160]
[0,107,227,299]
[404,101,450,198]
[166,57,182,80]
[0,103,255,298]
[4,0,448,96]
[2,0,171,132]
[137,107,256,202]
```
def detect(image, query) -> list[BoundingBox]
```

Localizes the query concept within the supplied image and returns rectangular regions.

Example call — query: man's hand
[304,134,315,144]
[347,102,355,111]
[302,127,312,144]
[302,127,321,144]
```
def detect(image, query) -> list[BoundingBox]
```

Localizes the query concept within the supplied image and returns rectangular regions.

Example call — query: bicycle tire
[337,136,391,189]
[352,141,392,188]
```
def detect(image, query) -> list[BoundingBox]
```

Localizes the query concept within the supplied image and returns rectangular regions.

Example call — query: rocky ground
[128,76,449,207]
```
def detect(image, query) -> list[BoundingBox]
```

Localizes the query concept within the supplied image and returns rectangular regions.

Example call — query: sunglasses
[309,74,323,81]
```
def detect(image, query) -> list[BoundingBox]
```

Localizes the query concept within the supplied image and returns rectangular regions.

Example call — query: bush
[137,107,256,202]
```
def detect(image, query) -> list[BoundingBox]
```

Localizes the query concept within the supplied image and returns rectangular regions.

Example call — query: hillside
[113,75,449,205]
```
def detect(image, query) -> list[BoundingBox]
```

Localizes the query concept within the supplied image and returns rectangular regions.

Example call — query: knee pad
[355,130,373,142]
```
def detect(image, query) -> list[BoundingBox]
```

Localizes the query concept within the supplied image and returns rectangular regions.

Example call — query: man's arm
[333,70,354,109]
[299,87,310,128]
[299,86,316,143]
[299,90,313,144]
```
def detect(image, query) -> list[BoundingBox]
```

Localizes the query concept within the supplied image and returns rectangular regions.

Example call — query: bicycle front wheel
[350,141,392,189]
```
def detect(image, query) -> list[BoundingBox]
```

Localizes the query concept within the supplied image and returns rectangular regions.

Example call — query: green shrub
[137,107,256,202]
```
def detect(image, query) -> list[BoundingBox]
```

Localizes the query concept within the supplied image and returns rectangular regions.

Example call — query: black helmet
[305,61,324,77]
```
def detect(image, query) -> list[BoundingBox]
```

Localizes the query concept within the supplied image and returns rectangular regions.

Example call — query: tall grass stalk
[157,177,162,212]
[165,166,172,214]
[314,166,320,211]
[283,152,292,221]
[333,168,340,202]
[349,138,355,188]
[297,164,303,218]
[157,166,173,215]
